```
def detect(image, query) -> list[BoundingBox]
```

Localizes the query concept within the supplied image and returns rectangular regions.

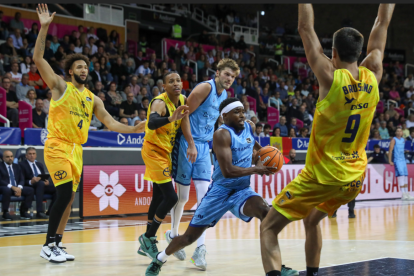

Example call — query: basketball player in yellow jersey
[260,4,395,276]
[33,4,145,263]
[138,71,190,259]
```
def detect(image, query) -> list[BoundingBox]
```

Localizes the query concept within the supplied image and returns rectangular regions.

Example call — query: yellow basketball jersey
[47,82,95,144]
[144,92,185,153]
[304,66,379,185]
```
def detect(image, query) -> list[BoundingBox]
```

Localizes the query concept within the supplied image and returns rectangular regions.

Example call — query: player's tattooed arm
[213,129,274,178]
[33,4,65,98]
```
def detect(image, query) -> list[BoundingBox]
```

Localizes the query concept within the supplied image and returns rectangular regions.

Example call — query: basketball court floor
[1,199,414,275]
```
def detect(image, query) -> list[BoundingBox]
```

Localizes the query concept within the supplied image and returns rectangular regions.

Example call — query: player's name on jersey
[342,83,374,95]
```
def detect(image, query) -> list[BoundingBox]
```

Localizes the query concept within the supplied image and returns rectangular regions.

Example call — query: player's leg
[347,199,356,218]
[302,208,328,273]
[147,183,164,232]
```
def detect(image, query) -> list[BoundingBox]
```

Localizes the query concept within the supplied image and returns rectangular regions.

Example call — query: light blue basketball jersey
[212,121,255,190]
[189,79,227,142]
[393,137,405,162]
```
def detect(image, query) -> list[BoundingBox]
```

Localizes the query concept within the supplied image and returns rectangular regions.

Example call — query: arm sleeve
[147,113,170,130]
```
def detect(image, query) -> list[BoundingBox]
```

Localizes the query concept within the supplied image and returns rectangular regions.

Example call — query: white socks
[170,184,190,238]
[157,250,169,262]
[401,186,408,193]
[194,180,210,247]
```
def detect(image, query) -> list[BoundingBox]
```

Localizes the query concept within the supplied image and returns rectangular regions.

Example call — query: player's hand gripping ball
[256,146,283,173]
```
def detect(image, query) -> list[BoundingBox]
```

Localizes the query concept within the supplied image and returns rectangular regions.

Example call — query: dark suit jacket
[19,160,46,186]
[0,162,25,187]
[90,70,105,84]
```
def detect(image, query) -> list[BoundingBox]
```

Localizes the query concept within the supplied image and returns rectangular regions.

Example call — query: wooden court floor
[1,200,414,275]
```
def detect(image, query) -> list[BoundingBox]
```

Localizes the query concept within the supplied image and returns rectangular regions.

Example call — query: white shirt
[86,43,98,55]
[27,160,41,185]
[406,120,414,129]
[10,71,22,83]
[404,78,414,89]
[5,164,23,189]
[74,46,83,53]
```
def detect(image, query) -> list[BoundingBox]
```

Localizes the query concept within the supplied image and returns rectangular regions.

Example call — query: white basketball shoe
[40,243,67,263]
[57,242,75,261]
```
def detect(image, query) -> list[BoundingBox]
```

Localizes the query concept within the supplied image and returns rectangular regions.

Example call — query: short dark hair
[64,54,89,77]
[374,144,381,149]
[26,147,36,153]
[163,71,179,83]
[333,27,364,63]
[142,97,149,102]
[256,123,263,129]
[264,124,271,130]
[219,97,241,113]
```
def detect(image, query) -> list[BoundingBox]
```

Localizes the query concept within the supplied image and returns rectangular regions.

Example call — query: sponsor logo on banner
[41,128,48,145]
[91,171,126,211]
[117,133,144,146]
[296,139,309,149]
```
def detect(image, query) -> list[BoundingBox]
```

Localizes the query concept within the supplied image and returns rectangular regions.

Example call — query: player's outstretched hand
[187,145,197,163]
[134,120,146,133]
[169,105,189,122]
[254,155,275,176]
[36,4,56,26]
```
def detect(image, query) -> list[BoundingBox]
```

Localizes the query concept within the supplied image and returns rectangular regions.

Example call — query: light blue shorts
[172,133,212,185]
[395,160,408,177]
[190,183,260,228]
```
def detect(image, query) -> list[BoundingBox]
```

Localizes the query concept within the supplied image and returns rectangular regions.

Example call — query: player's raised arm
[147,100,189,130]
[298,4,334,98]
[360,4,395,82]
[32,4,66,98]
[213,128,273,177]
[93,95,144,133]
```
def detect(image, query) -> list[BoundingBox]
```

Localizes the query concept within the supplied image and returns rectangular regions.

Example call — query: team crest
[246,137,252,143]
[86,97,92,102]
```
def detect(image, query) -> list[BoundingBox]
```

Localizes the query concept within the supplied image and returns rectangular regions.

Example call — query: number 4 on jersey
[77,119,83,129]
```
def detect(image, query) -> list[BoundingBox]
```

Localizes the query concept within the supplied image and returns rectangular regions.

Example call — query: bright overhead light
[261,11,265,16]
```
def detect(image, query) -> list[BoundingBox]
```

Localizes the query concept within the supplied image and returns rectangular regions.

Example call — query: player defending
[260,4,394,276]
[137,72,190,259]
[145,98,297,276]
[167,59,238,268]
[388,127,414,200]
[34,4,145,263]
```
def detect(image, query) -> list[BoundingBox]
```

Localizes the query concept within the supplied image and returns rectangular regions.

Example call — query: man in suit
[19,147,56,219]
[90,62,105,85]
[0,150,34,220]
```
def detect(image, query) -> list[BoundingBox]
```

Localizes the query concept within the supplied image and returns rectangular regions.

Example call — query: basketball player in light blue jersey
[145,98,298,276]
[167,59,237,268]
[388,127,414,200]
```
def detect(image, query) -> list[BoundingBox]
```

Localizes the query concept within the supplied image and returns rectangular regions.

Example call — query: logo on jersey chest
[350,103,369,110]
[86,97,92,102]
[246,137,252,143]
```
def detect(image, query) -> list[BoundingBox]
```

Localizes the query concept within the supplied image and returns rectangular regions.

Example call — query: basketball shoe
[57,242,75,261]
[190,244,207,270]
[281,265,299,276]
[164,230,186,260]
[40,243,67,263]
[145,257,165,276]
[138,234,159,259]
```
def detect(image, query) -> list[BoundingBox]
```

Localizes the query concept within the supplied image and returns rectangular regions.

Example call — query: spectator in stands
[27,23,38,47]
[254,123,264,137]
[137,87,148,104]
[20,147,56,218]
[137,109,147,122]
[242,101,255,120]
[269,91,283,108]
[16,74,35,101]
[74,39,82,53]
[406,114,414,128]
[90,62,104,85]
[298,127,309,138]
[379,121,390,139]
[404,74,414,90]
[263,124,271,137]
[60,35,71,52]
[236,35,247,51]
[119,117,129,126]
[109,30,120,48]
[10,28,23,51]
[3,77,18,127]
[288,128,297,137]
[286,149,300,164]
[50,35,59,53]
[139,76,152,98]
[9,62,22,85]
[152,86,160,98]
[288,117,299,134]
[273,116,288,137]
[9,12,24,33]
[107,82,123,108]
[128,76,140,97]
[300,105,312,126]
[54,46,67,62]
[0,11,9,40]
[224,33,237,49]
[42,90,52,114]
[385,103,398,118]
[272,127,281,137]
[406,129,414,142]
[23,89,37,109]
[32,99,46,128]
[0,37,18,59]
[368,144,388,163]
[387,121,397,137]
[111,57,128,86]
[371,129,382,139]
[406,87,414,102]
[43,40,54,62]
[138,97,149,113]
[389,85,401,103]
[28,63,46,98]
[120,92,139,126]
[87,26,98,41]
[20,56,31,74]
[0,150,34,220]
[156,79,164,93]
[86,37,97,55]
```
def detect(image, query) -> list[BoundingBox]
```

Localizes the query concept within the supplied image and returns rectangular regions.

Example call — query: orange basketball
[257,146,283,172]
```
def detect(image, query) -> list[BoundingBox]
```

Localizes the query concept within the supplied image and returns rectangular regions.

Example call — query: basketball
[257,146,283,172]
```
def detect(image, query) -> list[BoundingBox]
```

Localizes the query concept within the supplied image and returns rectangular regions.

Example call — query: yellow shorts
[142,141,172,184]
[273,169,365,221]
[44,138,83,192]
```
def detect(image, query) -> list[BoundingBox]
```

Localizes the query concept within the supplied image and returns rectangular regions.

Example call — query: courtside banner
[81,164,414,217]
[81,165,198,217]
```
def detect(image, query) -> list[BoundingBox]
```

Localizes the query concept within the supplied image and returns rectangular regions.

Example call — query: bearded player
[34,4,145,263]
